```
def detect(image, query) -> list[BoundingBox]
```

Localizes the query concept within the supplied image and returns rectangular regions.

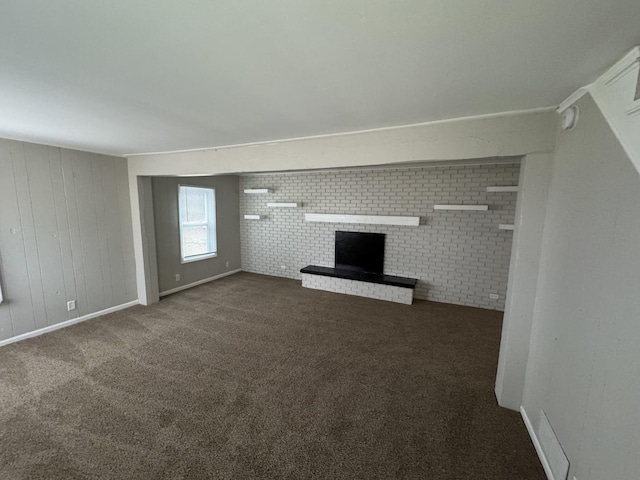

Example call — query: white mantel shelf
[244,188,273,194]
[433,204,489,211]
[267,202,299,208]
[304,213,420,227]
[486,186,519,192]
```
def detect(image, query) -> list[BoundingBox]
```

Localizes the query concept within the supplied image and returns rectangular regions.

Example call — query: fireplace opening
[335,231,385,275]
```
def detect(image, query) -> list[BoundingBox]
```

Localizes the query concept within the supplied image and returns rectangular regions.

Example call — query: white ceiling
[1,1,639,156]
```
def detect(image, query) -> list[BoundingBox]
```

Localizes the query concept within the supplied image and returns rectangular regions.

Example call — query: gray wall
[240,163,519,310]
[152,176,241,294]
[521,95,640,478]
[0,139,136,342]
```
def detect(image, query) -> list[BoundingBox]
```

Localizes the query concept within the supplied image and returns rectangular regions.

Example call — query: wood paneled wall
[0,139,136,341]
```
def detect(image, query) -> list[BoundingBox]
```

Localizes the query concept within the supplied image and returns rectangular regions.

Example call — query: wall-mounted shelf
[244,188,273,194]
[499,224,515,230]
[267,202,299,208]
[486,186,519,192]
[304,213,420,226]
[433,204,489,211]
[244,214,263,220]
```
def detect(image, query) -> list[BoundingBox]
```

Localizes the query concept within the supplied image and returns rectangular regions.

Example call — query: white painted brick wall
[240,163,519,310]
[301,273,414,305]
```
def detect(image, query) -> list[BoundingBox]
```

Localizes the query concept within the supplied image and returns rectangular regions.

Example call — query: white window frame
[178,185,217,264]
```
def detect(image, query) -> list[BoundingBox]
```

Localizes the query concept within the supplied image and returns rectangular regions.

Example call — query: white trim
[176,173,215,177]
[557,47,640,114]
[520,406,555,480]
[433,204,489,211]
[557,87,591,113]
[304,213,420,226]
[602,46,640,85]
[180,252,217,264]
[626,100,640,118]
[486,186,519,192]
[125,106,556,158]
[0,300,139,348]
[178,184,218,263]
[590,81,640,176]
[0,133,125,157]
[499,224,515,230]
[557,47,640,175]
[237,157,522,177]
[159,269,241,297]
[267,202,299,208]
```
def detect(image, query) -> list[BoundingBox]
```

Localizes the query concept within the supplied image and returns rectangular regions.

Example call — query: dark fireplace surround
[300,231,417,289]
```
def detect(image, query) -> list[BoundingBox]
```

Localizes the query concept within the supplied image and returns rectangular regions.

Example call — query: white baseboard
[521,405,556,480]
[159,269,242,297]
[0,300,139,348]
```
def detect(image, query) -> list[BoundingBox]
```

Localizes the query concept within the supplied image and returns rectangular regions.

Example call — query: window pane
[182,188,207,224]
[179,185,217,261]
[182,225,208,258]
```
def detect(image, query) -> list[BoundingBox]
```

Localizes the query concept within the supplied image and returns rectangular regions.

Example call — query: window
[178,185,217,263]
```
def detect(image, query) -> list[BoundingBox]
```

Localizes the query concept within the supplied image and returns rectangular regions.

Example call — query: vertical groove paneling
[49,147,78,322]
[0,139,27,338]
[100,157,126,305]
[23,143,67,325]
[0,138,136,343]
[60,148,88,317]
[10,141,48,329]
[92,155,114,308]
[72,152,105,313]
[0,249,11,339]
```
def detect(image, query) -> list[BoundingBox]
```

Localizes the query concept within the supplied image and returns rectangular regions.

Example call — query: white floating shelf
[244,214,263,220]
[304,213,420,226]
[433,204,489,211]
[244,188,273,194]
[267,202,299,208]
[499,224,515,230]
[486,186,519,192]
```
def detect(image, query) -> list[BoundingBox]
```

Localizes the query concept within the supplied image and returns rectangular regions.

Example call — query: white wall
[495,153,553,410]
[0,139,137,343]
[521,94,640,479]
[240,163,519,310]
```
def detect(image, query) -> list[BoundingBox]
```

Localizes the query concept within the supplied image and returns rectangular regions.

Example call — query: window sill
[181,253,217,264]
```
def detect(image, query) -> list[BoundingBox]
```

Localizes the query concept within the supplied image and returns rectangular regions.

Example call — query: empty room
[1,2,639,479]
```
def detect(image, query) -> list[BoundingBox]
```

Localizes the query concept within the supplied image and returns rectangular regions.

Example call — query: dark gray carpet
[0,272,545,479]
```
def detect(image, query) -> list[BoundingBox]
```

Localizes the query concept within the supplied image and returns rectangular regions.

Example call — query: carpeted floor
[0,272,545,479]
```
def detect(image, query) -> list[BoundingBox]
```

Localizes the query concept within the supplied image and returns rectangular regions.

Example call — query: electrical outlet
[225,261,229,268]
[67,300,76,311]
[175,274,181,282]
[280,265,286,270]
[489,294,499,300]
